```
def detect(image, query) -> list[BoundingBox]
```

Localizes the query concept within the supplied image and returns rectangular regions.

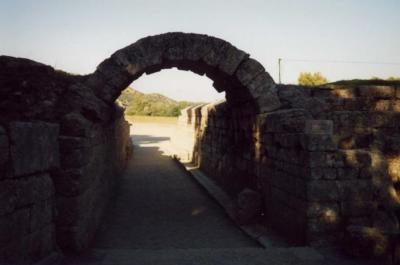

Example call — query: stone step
[60,247,326,265]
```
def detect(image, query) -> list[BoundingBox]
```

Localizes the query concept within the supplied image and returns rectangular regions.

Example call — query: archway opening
[60,32,291,252]
[84,32,281,115]
[119,68,225,158]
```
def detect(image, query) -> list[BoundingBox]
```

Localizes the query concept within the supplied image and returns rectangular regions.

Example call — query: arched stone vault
[84,32,281,113]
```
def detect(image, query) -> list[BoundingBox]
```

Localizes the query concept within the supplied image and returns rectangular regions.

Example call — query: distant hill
[117,87,202,117]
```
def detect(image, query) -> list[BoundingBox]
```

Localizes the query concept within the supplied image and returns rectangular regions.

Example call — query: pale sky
[1,0,399,102]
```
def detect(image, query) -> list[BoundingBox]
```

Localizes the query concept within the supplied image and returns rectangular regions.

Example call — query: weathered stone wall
[309,84,400,259]
[171,105,199,162]
[0,122,59,264]
[187,102,325,245]
[2,32,400,263]
[277,84,400,257]
[0,56,132,263]
[177,83,400,261]
[54,108,131,253]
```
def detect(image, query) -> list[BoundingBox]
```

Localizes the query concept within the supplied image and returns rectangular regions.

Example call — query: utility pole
[278,58,282,84]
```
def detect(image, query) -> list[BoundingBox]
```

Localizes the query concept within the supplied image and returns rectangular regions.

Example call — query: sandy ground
[129,118,178,155]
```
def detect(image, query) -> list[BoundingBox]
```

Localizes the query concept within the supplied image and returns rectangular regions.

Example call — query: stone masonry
[0,56,132,264]
[176,83,400,263]
[1,32,400,264]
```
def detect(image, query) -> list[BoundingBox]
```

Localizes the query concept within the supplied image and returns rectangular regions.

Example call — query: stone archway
[84,32,281,113]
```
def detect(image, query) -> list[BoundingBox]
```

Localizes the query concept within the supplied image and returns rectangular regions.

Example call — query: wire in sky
[280,58,400,66]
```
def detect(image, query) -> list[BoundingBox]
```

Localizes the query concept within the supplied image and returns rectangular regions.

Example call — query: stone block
[304,120,333,135]
[358,85,395,98]
[261,109,311,133]
[60,112,92,137]
[117,37,163,73]
[308,167,337,180]
[182,33,212,61]
[274,133,301,148]
[52,168,92,197]
[0,180,16,216]
[270,170,307,199]
[372,100,400,111]
[387,156,400,182]
[0,133,9,179]
[369,112,394,128]
[217,45,248,76]
[300,134,336,151]
[341,200,378,217]
[307,202,340,218]
[0,131,8,162]
[278,85,310,102]
[257,91,282,113]
[372,210,399,232]
[235,58,265,86]
[84,73,119,103]
[59,136,91,154]
[26,224,55,261]
[15,174,54,207]
[60,147,91,169]
[308,215,341,233]
[384,135,400,153]
[246,72,275,95]
[337,179,374,201]
[9,122,59,177]
[202,38,229,67]
[96,58,133,89]
[347,217,372,226]
[337,167,360,180]
[0,208,30,246]
[164,41,186,63]
[330,111,378,128]
[341,150,373,168]
[266,192,307,244]
[64,83,111,123]
[309,152,344,168]
[236,188,262,224]
[337,132,374,149]
[56,224,90,253]
[331,88,357,99]
[55,188,94,226]
[307,180,340,202]
[30,200,54,233]
[345,226,389,258]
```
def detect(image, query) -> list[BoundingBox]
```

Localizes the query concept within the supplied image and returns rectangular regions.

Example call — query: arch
[84,32,281,113]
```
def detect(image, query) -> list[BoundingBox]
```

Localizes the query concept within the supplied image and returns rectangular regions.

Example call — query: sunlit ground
[125,115,178,124]
[126,115,179,156]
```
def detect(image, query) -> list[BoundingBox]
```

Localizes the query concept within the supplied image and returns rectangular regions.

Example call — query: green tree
[298,72,328,86]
